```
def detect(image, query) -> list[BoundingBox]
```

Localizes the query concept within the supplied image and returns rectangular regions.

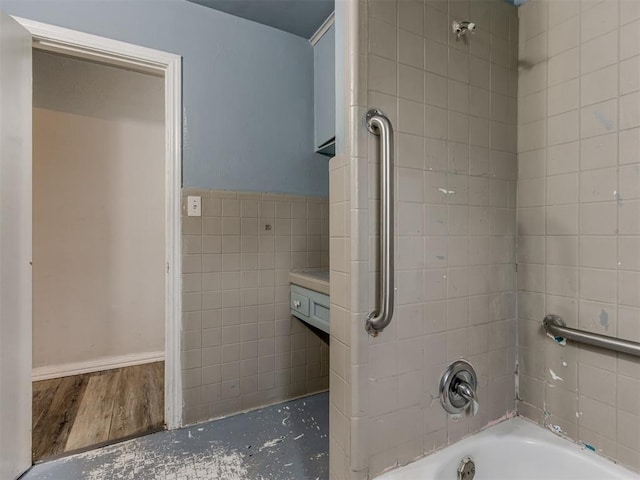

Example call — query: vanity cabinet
[290,284,330,334]
[313,20,335,156]
[289,270,330,334]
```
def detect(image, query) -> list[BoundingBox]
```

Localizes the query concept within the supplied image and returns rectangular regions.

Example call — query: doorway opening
[30,48,166,461]
[0,14,182,478]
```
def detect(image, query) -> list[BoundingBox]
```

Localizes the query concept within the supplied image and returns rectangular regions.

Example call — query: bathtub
[377,417,637,480]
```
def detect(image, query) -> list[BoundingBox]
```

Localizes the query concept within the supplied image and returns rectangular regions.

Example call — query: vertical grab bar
[365,109,394,336]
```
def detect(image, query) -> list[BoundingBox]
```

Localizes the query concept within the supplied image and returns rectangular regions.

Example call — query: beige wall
[517,0,640,472]
[331,0,519,478]
[180,189,330,424]
[33,51,165,371]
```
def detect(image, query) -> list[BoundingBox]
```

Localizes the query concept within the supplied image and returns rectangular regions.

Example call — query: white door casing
[5,17,182,438]
[0,11,33,480]
[14,16,184,431]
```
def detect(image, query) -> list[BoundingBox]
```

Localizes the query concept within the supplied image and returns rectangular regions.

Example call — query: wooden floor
[32,361,164,462]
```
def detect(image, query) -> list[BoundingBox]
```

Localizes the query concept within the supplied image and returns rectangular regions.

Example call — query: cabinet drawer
[311,302,330,324]
[290,284,330,334]
[291,292,310,317]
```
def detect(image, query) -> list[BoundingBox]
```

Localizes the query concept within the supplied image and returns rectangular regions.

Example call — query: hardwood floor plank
[108,366,141,439]
[108,363,164,440]
[32,379,61,461]
[64,369,120,451]
[146,362,165,429]
[33,362,164,460]
[32,378,59,427]
[32,375,88,461]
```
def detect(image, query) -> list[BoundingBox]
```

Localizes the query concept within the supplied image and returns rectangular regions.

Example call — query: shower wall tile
[181,189,329,425]
[338,0,519,478]
[517,0,640,472]
[328,3,361,477]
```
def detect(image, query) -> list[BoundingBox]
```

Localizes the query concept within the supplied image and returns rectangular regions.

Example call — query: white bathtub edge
[514,414,634,473]
[384,409,519,477]
[375,416,639,480]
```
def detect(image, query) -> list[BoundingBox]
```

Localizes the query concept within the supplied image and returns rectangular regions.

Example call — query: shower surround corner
[516,0,640,472]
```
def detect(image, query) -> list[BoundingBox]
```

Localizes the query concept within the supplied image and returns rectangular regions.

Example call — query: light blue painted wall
[1,0,329,195]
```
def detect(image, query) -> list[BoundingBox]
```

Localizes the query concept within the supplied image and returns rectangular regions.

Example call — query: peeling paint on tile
[594,111,615,131]
[549,369,563,382]
[599,309,609,329]
[547,332,567,346]
[614,191,623,206]
[548,424,566,436]
[579,441,597,452]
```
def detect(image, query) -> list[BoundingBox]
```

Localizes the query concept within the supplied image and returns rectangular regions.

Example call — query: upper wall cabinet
[312,16,335,156]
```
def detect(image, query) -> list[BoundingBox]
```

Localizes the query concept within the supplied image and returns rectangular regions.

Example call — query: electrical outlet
[187,196,201,217]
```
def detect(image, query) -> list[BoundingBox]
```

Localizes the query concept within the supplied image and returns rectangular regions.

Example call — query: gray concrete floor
[22,392,329,480]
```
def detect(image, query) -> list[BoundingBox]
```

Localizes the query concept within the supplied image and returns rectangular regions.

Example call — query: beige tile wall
[328,2,359,476]
[328,153,353,478]
[332,1,520,478]
[517,0,640,472]
[181,189,330,424]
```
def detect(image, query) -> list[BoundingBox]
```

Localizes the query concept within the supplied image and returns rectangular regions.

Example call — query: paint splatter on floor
[22,392,329,480]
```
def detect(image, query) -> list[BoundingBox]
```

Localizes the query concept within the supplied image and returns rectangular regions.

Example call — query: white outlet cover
[187,196,201,217]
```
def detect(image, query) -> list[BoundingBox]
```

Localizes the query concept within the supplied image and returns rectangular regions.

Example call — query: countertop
[289,269,330,296]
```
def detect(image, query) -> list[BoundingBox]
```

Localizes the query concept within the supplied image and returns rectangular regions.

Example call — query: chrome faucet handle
[439,360,479,416]
[455,380,479,416]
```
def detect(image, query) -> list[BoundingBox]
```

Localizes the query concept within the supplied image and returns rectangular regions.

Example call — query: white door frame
[13,17,183,430]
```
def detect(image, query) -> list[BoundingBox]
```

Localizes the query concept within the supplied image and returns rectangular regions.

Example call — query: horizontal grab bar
[543,314,640,357]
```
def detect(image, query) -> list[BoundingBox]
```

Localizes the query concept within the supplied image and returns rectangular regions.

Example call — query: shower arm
[365,109,394,336]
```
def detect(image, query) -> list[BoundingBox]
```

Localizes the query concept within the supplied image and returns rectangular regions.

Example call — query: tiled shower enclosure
[516,0,640,471]
[331,0,519,477]
[330,0,639,478]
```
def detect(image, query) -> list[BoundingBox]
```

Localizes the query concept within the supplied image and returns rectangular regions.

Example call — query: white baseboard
[32,351,165,381]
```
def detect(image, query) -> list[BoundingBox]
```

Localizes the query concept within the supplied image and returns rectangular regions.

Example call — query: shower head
[452,20,477,39]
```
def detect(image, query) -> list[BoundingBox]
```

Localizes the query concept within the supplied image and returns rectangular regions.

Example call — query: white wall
[33,51,165,373]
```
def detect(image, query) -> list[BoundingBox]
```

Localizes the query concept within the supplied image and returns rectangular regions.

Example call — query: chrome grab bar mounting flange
[543,314,640,357]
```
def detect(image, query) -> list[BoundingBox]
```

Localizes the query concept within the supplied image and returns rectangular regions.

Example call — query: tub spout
[456,381,479,416]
